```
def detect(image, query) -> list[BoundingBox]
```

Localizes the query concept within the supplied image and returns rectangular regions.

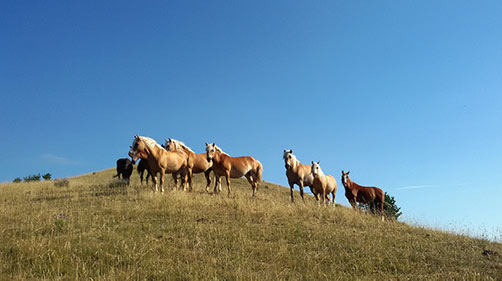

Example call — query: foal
[311,161,337,205]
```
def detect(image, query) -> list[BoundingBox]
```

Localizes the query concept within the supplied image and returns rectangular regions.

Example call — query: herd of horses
[117,136,386,217]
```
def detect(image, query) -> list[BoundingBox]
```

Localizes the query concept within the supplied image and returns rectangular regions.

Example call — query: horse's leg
[322,188,327,206]
[152,173,158,192]
[172,171,179,190]
[213,176,220,193]
[160,169,166,193]
[204,169,212,192]
[288,181,295,203]
[299,181,305,202]
[331,191,336,207]
[225,171,231,196]
[187,167,193,192]
[245,174,256,197]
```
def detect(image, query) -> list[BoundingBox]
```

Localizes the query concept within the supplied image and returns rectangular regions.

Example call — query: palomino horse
[205,143,262,197]
[283,150,314,202]
[165,138,213,192]
[341,171,385,216]
[128,136,190,192]
[311,161,337,205]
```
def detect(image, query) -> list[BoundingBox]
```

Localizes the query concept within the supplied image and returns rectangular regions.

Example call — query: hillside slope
[0,169,501,280]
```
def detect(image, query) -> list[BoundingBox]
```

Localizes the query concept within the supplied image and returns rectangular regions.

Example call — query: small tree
[42,173,52,181]
[13,177,22,183]
[383,192,402,220]
[23,173,41,182]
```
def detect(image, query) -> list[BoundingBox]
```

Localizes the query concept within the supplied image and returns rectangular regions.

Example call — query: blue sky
[1,1,501,240]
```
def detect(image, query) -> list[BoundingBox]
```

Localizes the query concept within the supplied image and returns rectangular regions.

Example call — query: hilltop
[0,169,501,280]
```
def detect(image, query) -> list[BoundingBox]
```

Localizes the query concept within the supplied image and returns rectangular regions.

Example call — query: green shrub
[12,177,22,183]
[23,173,41,182]
[42,173,52,181]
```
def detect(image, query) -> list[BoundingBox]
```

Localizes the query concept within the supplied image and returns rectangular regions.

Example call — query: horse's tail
[377,188,385,215]
[255,160,263,183]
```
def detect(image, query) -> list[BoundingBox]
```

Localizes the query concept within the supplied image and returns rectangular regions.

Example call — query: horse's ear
[205,142,208,146]
[311,161,314,164]
[212,142,215,146]
[317,161,320,164]
[283,149,286,152]
[290,149,293,153]
[347,171,350,174]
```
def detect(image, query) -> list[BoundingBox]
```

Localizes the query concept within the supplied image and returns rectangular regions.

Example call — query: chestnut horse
[205,143,262,197]
[311,161,337,205]
[283,150,314,202]
[165,138,213,192]
[341,171,384,216]
[128,136,190,192]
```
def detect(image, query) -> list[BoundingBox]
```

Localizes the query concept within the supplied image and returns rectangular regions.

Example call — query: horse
[137,158,153,185]
[311,161,337,205]
[165,138,213,192]
[283,150,315,202]
[341,170,385,217]
[128,136,190,192]
[205,143,262,197]
[113,158,133,185]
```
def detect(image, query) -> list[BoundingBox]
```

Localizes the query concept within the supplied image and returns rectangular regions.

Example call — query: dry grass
[0,169,501,280]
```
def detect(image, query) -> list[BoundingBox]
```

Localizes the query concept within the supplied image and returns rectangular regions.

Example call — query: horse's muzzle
[207,157,212,162]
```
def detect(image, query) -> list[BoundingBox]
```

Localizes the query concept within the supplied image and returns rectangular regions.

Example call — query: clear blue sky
[1,1,501,240]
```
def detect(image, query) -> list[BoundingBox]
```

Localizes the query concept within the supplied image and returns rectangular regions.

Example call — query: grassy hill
[0,169,501,280]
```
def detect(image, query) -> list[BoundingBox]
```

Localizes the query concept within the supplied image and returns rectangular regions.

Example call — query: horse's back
[326,175,337,193]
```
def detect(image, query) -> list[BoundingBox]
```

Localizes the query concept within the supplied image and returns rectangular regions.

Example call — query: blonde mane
[284,151,300,169]
[138,136,166,152]
[213,144,229,156]
[168,138,194,153]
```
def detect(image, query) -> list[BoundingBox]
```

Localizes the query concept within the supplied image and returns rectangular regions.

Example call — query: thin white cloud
[395,183,468,191]
[396,184,436,190]
[41,154,78,165]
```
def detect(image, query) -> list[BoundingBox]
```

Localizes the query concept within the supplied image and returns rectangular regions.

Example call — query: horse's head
[283,149,296,170]
[341,170,350,186]
[206,142,217,162]
[164,138,174,151]
[311,161,322,177]
[128,136,148,162]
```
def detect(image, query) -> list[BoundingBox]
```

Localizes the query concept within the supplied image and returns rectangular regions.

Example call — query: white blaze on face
[205,143,215,160]
[342,172,349,186]
[283,150,296,169]
[311,162,322,177]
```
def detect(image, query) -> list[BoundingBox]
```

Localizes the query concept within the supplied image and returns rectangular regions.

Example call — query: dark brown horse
[137,158,152,185]
[341,171,385,217]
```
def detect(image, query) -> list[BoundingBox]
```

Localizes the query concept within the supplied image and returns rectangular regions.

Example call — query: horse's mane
[139,136,166,151]
[312,163,325,176]
[283,151,300,168]
[169,139,194,153]
[213,144,229,156]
